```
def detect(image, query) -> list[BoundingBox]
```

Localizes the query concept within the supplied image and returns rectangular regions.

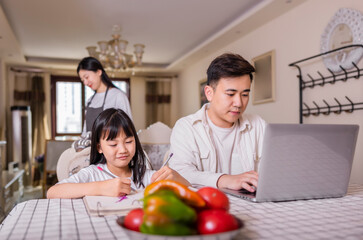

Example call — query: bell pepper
[141,216,196,236]
[144,180,206,208]
[143,190,197,223]
[141,190,197,236]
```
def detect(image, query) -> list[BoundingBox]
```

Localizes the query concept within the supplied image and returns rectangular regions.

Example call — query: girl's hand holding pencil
[99,177,133,197]
[97,166,136,195]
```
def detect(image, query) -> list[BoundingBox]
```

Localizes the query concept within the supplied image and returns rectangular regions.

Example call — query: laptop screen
[222,124,359,202]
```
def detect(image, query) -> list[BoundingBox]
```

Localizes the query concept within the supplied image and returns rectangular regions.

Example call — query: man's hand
[217,170,258,192]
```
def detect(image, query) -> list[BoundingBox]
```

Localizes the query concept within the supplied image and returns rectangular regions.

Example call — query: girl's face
[98,129,136,172]
[78,69,103,92]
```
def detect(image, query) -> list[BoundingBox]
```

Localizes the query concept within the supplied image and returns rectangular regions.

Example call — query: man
[169,53,266,192]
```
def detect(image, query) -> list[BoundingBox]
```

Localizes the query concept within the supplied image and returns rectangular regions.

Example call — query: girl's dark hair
[77,57,117,89]
[207,53,255,88]
[90,108,146,188]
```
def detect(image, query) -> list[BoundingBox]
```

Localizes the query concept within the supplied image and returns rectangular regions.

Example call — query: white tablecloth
[1,185,363,239]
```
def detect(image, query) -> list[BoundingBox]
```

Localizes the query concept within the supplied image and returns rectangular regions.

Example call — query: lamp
[86,25,145,70]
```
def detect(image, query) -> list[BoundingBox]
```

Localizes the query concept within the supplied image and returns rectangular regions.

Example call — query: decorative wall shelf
[288,44,363,123]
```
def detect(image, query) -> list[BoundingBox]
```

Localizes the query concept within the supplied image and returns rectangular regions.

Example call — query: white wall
[177,0,363,184]
[170,76,179,126]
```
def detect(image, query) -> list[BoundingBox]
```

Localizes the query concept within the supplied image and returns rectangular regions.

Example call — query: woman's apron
[85,87,109,132]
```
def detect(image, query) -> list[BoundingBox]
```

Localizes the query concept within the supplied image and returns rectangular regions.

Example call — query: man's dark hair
[207,53,255,87]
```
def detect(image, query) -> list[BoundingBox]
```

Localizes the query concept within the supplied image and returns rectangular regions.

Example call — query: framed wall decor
[252,50,275,105]
[199,79,208,107]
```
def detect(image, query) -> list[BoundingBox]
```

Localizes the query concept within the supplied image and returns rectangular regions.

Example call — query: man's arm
[169,115,265,191]
[169,119,224,187]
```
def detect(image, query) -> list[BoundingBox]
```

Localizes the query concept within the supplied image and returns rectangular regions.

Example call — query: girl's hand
[100,178,132,197]
[151,166,190,186]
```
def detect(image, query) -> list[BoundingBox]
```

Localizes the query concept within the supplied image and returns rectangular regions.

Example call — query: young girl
[47,108,189,199]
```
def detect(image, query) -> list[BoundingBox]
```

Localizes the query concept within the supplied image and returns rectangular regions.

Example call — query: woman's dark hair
[206,53,255,88]
[77,57,117,89]
[90,108,146,188]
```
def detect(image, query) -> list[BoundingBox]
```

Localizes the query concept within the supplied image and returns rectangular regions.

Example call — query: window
[51,75,130,138]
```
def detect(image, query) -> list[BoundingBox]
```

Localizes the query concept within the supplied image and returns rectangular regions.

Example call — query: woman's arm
[47,178,132,199]
[111,89,133,119]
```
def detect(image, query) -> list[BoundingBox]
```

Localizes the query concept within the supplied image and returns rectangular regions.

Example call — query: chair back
[56,147,90,182]
[43,139,73,197]
[138,122,172,144]
[44,140,73,172]
[138,122,172,170]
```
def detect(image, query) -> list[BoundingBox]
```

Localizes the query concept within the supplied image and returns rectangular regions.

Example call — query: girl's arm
[47,178,132,199]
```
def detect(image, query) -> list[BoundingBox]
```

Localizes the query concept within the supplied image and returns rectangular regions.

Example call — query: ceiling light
[86,25,145,71]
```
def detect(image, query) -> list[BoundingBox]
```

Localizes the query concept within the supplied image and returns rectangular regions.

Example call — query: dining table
[0,184,363,239]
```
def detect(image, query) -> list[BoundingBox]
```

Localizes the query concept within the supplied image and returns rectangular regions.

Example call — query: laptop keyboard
[239,188,257,196]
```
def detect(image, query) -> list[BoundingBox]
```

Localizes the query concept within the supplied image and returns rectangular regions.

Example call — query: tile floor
[21,185,44,202]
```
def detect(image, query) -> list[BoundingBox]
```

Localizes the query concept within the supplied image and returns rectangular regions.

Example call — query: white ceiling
[0,0,305,72]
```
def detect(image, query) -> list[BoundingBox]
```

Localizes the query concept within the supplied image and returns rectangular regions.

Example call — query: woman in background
[74,57,132,151]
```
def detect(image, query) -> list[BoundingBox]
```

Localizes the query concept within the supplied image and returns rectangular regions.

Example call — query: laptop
[221,123,359,202]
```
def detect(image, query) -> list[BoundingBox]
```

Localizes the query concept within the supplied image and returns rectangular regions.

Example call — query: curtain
[13,72,31,105]
[145,79,171,127]
[30,75,49,158]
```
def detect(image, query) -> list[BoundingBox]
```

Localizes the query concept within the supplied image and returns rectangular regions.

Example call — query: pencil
[161,153,173,167]
[97,166,136,191]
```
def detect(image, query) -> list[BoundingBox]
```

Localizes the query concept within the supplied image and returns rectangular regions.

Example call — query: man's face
[205,75,251,128]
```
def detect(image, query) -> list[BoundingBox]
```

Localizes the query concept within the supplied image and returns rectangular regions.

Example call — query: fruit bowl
[116,215,244,240]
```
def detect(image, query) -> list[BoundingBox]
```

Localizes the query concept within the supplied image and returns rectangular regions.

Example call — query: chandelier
[86,25,145,70]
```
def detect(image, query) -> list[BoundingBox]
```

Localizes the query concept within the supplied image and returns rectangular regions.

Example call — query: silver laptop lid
[256,123,359,202]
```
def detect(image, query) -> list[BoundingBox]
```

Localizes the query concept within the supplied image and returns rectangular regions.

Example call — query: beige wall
[0,60,5,140]
[176,0,363,184]
[130,76,146,131]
